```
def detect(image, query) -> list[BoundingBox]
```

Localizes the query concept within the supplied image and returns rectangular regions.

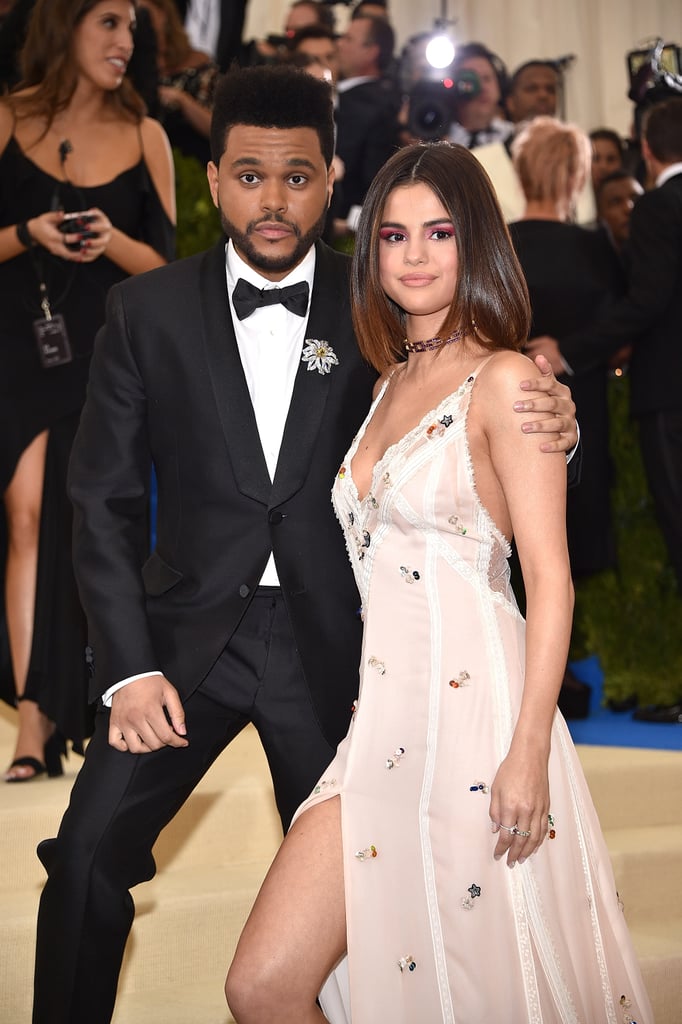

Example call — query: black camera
[407,70,481,141]
[58,212,98,252]
[408,80,453,140]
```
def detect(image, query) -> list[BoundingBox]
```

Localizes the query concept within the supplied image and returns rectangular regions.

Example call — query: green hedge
[174,149,223,258]
[572,375,682,706]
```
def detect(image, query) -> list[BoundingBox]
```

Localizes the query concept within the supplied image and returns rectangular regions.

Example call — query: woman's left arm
[481,352,574,867]
[79,118,176,275]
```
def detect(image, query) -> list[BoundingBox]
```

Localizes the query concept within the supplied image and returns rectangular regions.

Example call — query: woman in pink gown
[225,143,653,1024]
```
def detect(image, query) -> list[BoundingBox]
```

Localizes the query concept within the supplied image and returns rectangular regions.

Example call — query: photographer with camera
[0,0,175,783]
[401,41,513,154]
[445,42,513,149]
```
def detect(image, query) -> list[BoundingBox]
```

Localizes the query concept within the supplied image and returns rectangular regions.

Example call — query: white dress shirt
[102,240,316,705]
[184,0,220,58]
[657,161,682,187]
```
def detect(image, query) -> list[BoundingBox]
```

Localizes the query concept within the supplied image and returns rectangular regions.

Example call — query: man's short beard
[219,207,329,274]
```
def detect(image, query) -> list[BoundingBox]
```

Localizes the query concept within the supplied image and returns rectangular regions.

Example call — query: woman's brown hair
[8,0,144,129]
[351,142,531,373]
[140,0,192,71]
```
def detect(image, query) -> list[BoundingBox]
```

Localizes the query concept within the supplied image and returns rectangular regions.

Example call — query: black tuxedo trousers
[33,590,336,1024]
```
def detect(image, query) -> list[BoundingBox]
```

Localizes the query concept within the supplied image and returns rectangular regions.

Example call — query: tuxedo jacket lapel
[270,244,341,508]
[198,240,272,504]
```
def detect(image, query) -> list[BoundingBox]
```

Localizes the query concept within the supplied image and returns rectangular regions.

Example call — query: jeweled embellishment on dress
[397,955,417,973]
[314,778,336,795]
[355,845,378,861]
[368,655,386,675]
[426,413,454,439]
[548,812,556,839]
[461,883,482,910]
[449,670,471,688]
[355,530,371,559]
[338,465,346,479]
[399,565,421,583]
[469,780,489,794]
[301,339,339,374]
[385,746,406,769]
[448,514,467,535]
[620,994,638,1023]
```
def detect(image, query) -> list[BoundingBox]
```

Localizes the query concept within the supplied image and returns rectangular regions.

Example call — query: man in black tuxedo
[32,64,579,1024]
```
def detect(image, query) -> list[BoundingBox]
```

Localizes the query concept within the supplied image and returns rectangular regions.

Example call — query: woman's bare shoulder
[372,361,403,399]
[478,349,541,398]
[140,115,171,152]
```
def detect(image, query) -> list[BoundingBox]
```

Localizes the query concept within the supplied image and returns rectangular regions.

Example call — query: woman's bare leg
[226,796,346,1024]
[3,431,54,780]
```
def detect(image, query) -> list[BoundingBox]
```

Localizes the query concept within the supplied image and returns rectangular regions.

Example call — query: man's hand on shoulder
[109,674,188,753]
[513,353,578,453]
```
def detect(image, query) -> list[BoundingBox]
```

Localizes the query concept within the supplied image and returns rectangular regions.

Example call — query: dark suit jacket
[334,78,400,217]
[561,170,682,417]
[509,219,622,575]
[68,240,375,747]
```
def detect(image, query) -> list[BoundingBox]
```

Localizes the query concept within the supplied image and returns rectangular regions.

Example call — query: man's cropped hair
[644,96,682,163]
[210,63,335,166]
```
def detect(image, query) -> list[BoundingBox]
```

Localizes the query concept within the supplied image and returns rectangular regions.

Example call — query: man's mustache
[247,215,301,239]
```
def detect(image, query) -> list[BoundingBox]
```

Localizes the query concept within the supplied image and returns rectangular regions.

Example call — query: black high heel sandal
[4,700,65,783]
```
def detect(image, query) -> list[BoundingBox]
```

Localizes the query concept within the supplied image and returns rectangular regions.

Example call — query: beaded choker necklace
[404,327,468,354]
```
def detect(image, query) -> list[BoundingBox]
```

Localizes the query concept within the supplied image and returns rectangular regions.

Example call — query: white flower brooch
[301,339,339,375]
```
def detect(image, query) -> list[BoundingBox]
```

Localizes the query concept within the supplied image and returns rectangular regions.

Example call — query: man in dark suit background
[332,12,400,235]
[31,63,579,1024]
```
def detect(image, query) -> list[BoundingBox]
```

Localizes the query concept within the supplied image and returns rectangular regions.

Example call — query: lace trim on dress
[557,722,619,1023]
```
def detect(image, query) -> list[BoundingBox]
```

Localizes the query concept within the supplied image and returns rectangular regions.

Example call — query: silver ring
[498,823,531,838]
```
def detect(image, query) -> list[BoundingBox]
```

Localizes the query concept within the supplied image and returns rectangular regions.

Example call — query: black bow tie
[232,278,309,321]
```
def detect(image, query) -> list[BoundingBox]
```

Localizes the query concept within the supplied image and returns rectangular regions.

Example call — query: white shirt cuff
[567,421,580,464]
[102,671,163,707]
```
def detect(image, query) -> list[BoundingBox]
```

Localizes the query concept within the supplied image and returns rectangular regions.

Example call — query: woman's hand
[59,207,113,263]
[159,85,185,113]
[22,211,77,260]
[489,746,550,867]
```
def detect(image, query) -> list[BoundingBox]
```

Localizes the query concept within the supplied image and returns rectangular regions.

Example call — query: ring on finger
[511,826,531,838]
[497,822,531,838]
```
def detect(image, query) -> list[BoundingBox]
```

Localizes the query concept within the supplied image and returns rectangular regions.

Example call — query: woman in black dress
[0,0,175,780]
[509,117,624,583]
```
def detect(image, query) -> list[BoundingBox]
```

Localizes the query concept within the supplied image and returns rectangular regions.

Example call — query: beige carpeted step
[606,824,682,926]
[576,745,682,830]
[631,923,682,1024]
[1,702,680,1024]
